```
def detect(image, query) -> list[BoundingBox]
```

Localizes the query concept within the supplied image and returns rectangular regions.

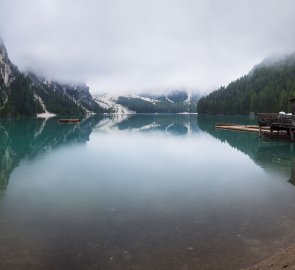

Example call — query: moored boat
[58,119,80,124]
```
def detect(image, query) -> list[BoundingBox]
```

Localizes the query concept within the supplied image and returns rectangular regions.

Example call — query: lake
[1,114,295,270]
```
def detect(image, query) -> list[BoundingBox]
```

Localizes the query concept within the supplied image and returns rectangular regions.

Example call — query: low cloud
[0,0,295,94]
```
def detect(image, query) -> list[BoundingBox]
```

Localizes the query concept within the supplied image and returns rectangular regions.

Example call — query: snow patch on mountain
[128,94,160,104]
[93,94,135,114]
[165,92,175,103]
[184,91,192,104]
[35,95,56,118]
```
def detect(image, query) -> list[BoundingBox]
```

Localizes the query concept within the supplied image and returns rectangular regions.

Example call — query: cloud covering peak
[0,0,295,94]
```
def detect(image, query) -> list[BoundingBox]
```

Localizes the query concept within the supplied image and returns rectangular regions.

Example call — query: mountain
[0,40,199,117]
[197,53,295,114]
[0,40,104,118]
[94,90,199,113]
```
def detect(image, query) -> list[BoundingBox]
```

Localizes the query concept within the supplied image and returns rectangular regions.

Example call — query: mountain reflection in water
[0,116,99,190]
[1,114,295,270]
[1,114,294,190]
[197,115,295,185]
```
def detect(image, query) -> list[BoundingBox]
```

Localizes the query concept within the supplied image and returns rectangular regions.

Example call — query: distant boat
[58,119,80,124]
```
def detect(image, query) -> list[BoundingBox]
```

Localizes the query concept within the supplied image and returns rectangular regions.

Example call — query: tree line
[197,55,295,114]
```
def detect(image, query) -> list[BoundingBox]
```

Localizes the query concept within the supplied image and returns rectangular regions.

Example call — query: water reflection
[290,157,295,185]
[1,114,295,189]
[2,115,295,270]
[0,114,201,190]
[197,115,294,183]
[0,116,105,190]
[95,114,200,135]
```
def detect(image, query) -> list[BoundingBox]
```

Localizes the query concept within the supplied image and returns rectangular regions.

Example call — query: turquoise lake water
[1,114,295,270]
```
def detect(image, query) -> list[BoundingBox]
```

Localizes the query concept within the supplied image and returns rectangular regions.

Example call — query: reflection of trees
[0,116,104,190]
[197,115,259,159]
[197,115,295,182]
[0,114,202,190]
[6,114,282,191]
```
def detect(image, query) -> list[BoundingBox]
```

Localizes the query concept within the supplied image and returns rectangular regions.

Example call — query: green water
[1,115,295,270]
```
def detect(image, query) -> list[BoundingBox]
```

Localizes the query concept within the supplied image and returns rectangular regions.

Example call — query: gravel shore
[242,244,295,270]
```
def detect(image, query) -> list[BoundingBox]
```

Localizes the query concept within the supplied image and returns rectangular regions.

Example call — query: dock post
[270,128,273,139]
[259,126,262,138]
[291,129,294,141]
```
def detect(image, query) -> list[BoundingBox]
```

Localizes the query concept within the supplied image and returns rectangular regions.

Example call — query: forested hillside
[0,40,104,118]
[197,54,295,114]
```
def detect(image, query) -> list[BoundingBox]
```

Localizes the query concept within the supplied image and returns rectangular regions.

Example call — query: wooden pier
[258,113,295,141]
[216,123,271,134]
[215,114,295,142]
[216,98,295,141]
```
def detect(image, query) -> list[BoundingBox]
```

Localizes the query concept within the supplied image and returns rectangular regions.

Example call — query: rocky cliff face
[0,39,104,117]
[0,39,17,86]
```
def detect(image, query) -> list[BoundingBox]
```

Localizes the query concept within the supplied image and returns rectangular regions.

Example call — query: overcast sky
[0,0,295,94]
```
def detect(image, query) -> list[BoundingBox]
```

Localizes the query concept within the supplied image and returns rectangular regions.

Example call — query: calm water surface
[1,115,295,270]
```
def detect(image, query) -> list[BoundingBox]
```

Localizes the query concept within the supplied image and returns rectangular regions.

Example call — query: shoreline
[242,244,295,270]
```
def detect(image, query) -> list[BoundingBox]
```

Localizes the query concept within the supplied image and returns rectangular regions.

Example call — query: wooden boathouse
[258,98,295,141]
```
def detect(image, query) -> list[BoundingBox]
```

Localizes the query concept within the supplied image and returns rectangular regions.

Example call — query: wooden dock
[216,123,270,133]
[258,113,295,141]
[216,113,295,141]
[216,98,295,141]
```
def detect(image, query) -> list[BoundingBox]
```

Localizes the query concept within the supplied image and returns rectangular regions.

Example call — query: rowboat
[58,119,80,124]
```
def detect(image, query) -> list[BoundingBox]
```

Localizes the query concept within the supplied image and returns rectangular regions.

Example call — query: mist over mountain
[1,0,295,94]
[197,53,295,114]
[0,40,197,117]
[0,40,104,117]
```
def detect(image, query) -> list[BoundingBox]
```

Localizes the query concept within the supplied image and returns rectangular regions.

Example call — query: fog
[0,0,295,94]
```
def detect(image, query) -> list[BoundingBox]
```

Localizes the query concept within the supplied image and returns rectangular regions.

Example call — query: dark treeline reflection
[2,114,295,270]
[197,115,295,183]
[1,114,295,190]
[0,116,104,190]
[0,114,200,190]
